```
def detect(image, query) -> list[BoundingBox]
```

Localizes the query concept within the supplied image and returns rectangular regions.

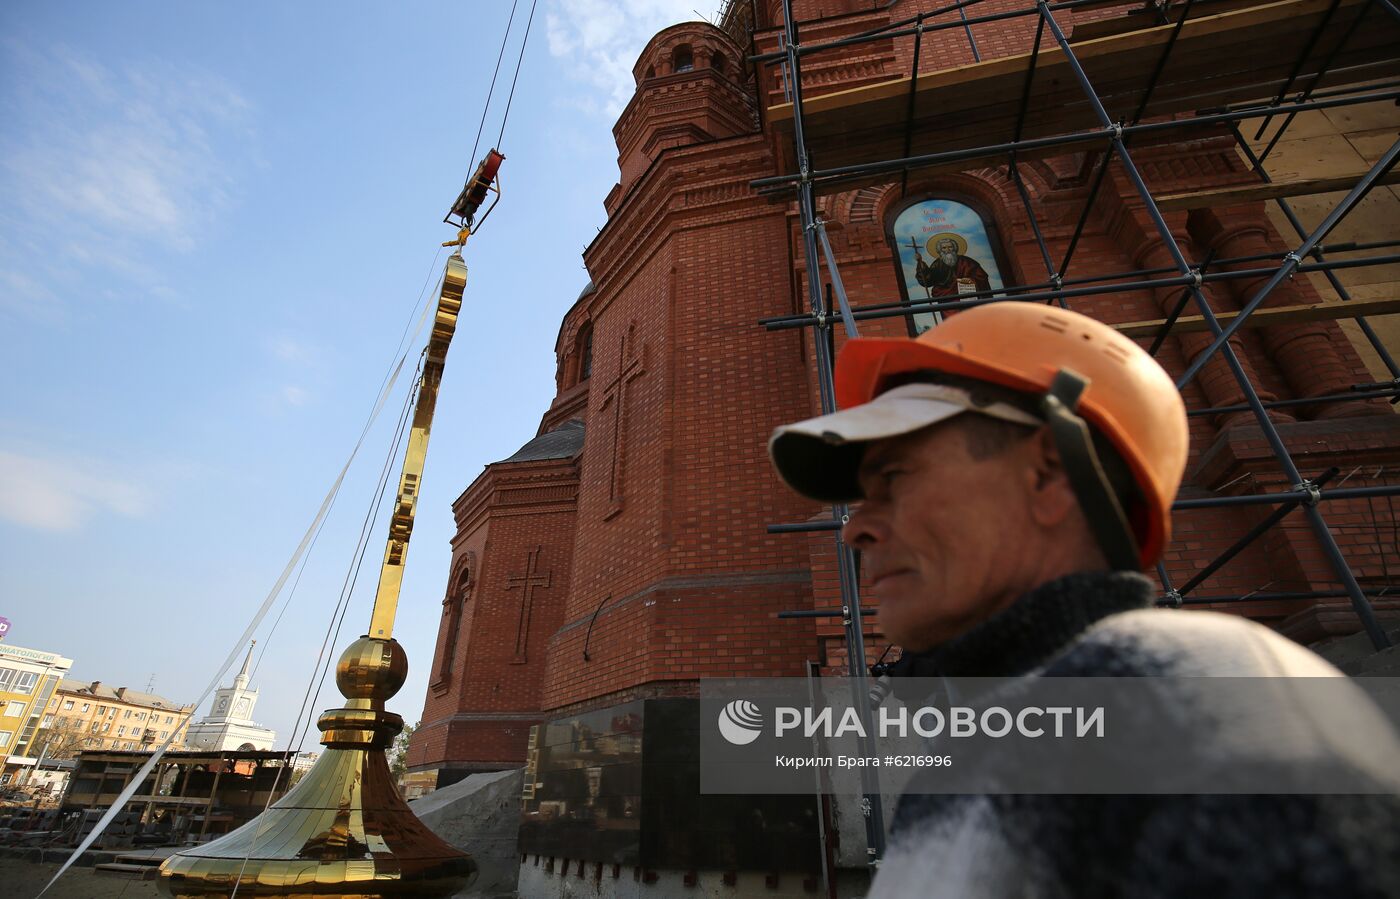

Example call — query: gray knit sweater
[869,571,1400,899]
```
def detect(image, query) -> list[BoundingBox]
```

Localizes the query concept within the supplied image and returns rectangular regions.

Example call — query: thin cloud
[0,40,256,319]
[545,0,715,118]
[267,336,319,366]
[0,263,64,323]
[0,449,149,532]
[268,337,319,407]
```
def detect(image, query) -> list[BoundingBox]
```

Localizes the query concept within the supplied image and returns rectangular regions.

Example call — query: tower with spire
[183,640,277,751]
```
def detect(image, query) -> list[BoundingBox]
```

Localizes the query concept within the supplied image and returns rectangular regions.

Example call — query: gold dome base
[159,638,476,898]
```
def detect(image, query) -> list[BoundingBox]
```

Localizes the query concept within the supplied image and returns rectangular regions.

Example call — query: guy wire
[251,248,445,680]
[34,265,443,899]
[250,526,326,682]
[229,351,425,897]
[301,352,425,742]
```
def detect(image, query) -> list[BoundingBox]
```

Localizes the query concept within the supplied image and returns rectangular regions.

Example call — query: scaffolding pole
[759,252,1400,330]
[1175,137,1400,391]
[752,86,1400,194]
[753,0,1399,834]
[1230,124,1400,379]
[757,239,1400,324]
[1175,468,1342,599]
[775,0,887,863]
[1034,0,1390,648]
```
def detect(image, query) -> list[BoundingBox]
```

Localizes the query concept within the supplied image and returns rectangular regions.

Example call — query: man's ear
[1025,426,1079,528]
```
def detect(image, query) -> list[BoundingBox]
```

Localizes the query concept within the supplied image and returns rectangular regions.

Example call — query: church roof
[499,419,585,464]
[553,282,597,354]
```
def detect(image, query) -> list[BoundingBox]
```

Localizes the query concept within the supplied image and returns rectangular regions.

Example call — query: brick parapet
[752,7,897,110]
[588,138,777,292]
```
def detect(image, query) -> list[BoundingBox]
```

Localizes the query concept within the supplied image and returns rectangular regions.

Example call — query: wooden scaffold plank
[1113,297,1400,338]
[764,0,1400,183]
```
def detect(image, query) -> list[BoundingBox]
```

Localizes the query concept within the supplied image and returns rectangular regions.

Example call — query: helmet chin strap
[1040,369,1142,571]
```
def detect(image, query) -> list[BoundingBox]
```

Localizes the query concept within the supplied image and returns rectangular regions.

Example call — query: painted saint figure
[912,232,992,298]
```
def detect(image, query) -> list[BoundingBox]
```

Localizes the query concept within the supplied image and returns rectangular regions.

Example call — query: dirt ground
[0,857,161,899]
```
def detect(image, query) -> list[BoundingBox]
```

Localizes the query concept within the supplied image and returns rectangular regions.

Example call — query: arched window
[673,45,694,73]
[578,325,593,382]
[711,52,727,76]
[886,195,1013,336]
[645,65,656,80]
[438,566,472,678]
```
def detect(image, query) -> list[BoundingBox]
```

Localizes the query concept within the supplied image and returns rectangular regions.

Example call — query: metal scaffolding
[753,0,1400,866]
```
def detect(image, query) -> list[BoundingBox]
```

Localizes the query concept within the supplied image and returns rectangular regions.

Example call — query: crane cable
[465,0,538,169]
[495,0,539,152]
[467,0,521,168]
[443,1,534,238]
[229,0,542,858]
[39,2,537,887]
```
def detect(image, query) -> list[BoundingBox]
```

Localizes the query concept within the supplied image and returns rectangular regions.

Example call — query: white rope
[226,354,425,898]
[36,268,445,899]
[250,246,443,682]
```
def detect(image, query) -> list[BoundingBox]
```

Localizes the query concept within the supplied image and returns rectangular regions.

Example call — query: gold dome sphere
[336,636,408,701]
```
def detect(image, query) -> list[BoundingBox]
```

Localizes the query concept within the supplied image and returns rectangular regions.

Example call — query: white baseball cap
[768,382,1043,502]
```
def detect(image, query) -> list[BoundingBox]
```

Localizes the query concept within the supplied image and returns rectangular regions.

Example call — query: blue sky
[0,1,711,751]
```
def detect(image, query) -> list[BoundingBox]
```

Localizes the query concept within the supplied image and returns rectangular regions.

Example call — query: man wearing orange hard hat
[768,302,1400,897]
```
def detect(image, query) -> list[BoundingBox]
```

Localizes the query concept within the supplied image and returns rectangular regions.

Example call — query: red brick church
[406,0,1399,884]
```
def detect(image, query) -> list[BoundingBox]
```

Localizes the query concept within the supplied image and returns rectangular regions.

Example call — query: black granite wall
[519,698,820,872]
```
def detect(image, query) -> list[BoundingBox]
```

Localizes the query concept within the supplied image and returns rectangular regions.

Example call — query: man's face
[936,239,958,265]
[843,417,1034,651]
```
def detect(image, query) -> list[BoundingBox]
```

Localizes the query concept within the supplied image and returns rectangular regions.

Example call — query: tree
[33,715,88,761]
[389,721,417,788]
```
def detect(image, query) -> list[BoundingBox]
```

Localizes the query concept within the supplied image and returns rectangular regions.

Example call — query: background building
[38,678,195,759]
[183,641,276,752]
[0,641,73,785]
[407,0,1400,891]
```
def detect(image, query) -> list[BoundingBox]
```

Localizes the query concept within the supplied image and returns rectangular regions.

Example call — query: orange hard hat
[834,303,1189,568]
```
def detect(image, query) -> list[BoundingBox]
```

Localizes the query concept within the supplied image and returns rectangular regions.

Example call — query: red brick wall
[407,453,579,773]
[412,3,1400,777]
[538,135,826,709]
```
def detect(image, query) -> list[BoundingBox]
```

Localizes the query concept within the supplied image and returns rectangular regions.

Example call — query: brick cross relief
[599,328,645,519]
[506,546,552,663]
